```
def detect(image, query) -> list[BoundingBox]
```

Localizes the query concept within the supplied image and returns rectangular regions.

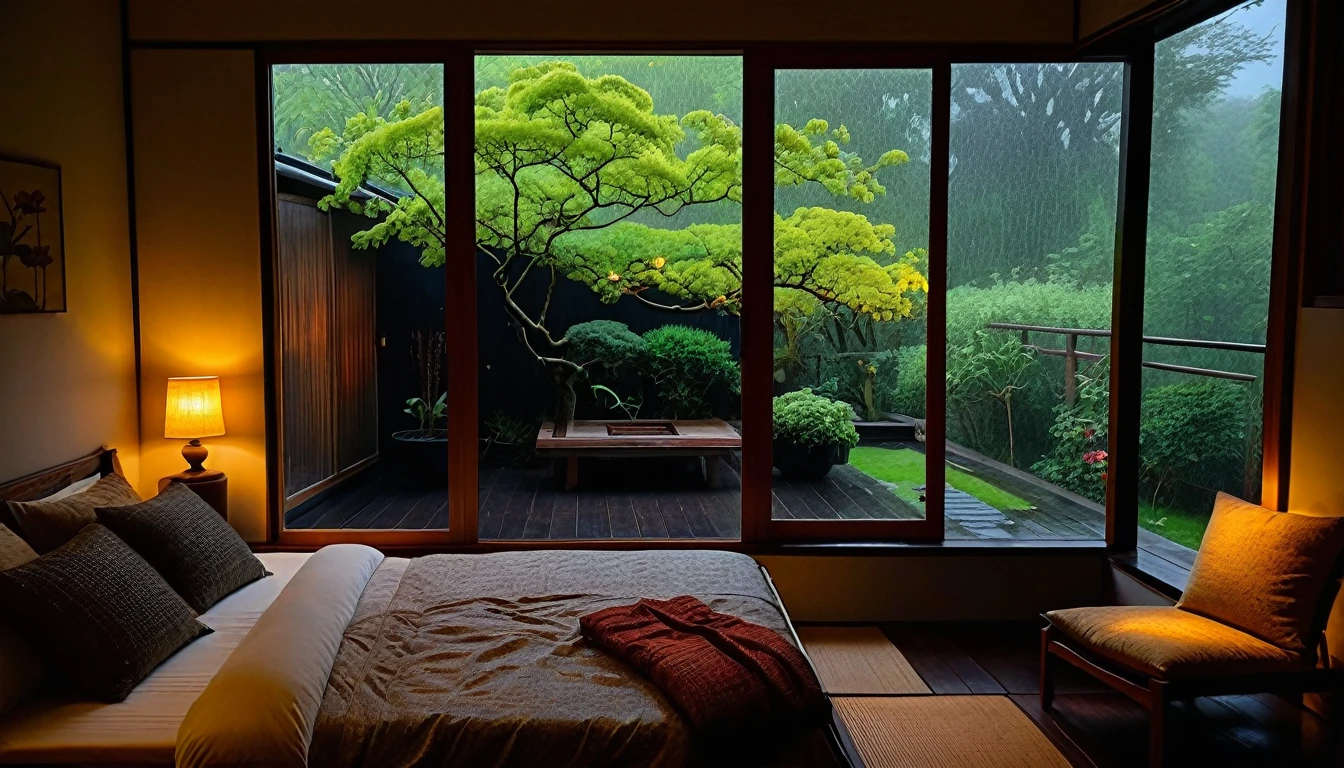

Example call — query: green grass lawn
[848,446,1031,512]
[1139,504,1210,551]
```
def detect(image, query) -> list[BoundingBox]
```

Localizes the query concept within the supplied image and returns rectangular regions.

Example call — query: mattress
[0,552,311,765]
[179,548,834,768]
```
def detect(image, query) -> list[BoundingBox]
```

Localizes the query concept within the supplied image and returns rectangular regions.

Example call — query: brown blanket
[308,550,833,768]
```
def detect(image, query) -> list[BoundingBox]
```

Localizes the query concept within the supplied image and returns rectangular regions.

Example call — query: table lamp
[165,376,225,473]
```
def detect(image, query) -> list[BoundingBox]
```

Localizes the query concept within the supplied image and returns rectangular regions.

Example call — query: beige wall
[128,0,1076,43]
[130,50,268,541]
[1077,0,1157,38]
[0,1,140,487]
[1288,307,1344,667]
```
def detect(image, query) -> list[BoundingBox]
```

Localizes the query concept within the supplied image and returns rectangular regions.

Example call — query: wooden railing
[986,322,1265,406]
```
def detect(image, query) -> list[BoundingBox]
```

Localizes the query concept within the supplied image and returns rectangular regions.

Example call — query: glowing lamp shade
[165,377,226,438]
[165,376,224,473]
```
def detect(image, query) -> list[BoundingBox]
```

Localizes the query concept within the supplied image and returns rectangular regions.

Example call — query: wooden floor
[865,622,1343,767]
[286,446,1165,549]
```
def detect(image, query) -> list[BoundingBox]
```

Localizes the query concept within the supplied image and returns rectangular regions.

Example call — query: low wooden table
[535,419,742,491]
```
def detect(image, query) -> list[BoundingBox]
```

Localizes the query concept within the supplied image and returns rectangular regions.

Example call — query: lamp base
[182,439,209,472]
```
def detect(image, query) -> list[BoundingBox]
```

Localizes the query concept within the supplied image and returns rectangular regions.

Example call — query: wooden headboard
[0,447,119,504]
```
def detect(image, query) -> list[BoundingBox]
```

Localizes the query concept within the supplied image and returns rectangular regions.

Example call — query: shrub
[773,389,860,448]
[641,325,739,418]
[889,345,926,418]
[1140,380,1248,509]
[565,320,645,377]
[1032,361,1110,503]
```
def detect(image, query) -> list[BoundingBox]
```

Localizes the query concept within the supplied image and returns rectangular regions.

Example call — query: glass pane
[1141,0,1286,556]
[272,63,450,531]
[771,69,932,523]
[944,62,1123,542]
[475,55,744,541]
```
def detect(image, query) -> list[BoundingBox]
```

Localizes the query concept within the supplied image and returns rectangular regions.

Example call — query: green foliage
[554,215,928,322]
[773,389,859,449]
[890,345,927,419]
[272,63,442,166]
[1144,202,1274,345]
[590,384,642,421]
[775,118,909,202]
[955,335,1037,466]
[947,280,1113,350]
[403,392,446,431]
[1139,380,1248,508]
[1033,361,1110,503]
[320,59,927,397]
[564,320,645,377]
[481,410,538,467]
[641,325,739,418]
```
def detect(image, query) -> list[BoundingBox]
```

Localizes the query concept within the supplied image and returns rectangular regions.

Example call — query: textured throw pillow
[1177,493,1344,656]
[97,483,268,613]
[7,473,142,553]
[0,525,46,714]
[0,524,210,702]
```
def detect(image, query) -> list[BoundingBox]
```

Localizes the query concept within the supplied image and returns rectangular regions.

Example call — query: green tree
[272,63,443,164]
[322,61,927,427]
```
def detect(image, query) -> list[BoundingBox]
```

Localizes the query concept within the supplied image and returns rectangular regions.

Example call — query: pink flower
[1082,427,1095,439]
[1083,450,1108,465]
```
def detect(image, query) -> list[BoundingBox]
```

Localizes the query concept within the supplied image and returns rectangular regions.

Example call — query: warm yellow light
[164,376,225,439]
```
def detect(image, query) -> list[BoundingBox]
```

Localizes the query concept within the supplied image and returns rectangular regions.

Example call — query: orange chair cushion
[1177,493,1344,656]
[1045,605,1302,680]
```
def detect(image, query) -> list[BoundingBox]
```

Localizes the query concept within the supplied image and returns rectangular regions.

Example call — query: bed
[0,450,849,767]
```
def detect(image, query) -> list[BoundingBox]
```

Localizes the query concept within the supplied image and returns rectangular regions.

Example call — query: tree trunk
[550,362,579,436]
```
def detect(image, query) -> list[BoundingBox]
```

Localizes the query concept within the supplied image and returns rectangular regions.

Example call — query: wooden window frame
[252,37,1299,552]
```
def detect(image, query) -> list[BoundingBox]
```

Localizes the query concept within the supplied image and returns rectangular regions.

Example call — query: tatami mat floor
[799,623,1344,768]
[799,626,1069,768]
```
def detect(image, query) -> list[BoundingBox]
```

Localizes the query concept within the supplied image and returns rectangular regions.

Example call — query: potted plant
[392,330,448,485]
[772,389,860,480]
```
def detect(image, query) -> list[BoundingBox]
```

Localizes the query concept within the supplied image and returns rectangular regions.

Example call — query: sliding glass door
[473,54,744,542]
[269,60,451,539]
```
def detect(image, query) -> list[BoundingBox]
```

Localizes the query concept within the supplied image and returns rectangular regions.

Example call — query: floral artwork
[1,158,65,314]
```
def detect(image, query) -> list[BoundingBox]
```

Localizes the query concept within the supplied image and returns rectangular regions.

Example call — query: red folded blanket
[579,595,826,735]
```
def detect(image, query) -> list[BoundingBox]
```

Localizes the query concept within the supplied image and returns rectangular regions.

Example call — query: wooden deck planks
[288,447,1113,544]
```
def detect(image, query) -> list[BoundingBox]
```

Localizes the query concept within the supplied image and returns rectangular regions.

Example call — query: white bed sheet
[0,552,312,765]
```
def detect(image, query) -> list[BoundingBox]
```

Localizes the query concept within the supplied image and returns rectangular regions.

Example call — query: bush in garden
[943,282,1110,467]
[1139,380,1248,510]
[564,320,645,378]
[1033,361,1110,503]
[773,389,860,448]
[889,345,926,418]
[642,325,739,419]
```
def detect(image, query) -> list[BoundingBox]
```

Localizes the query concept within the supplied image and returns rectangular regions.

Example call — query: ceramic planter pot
[391,428,448,486]
[772,438,849,481]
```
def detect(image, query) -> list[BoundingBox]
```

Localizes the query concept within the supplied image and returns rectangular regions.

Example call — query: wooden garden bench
[535,419,742,490]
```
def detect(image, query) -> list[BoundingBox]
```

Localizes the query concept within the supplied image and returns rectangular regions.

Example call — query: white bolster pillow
[176,544,384,768]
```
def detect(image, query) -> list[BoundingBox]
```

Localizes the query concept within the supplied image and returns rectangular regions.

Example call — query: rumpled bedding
[309,549,831,768]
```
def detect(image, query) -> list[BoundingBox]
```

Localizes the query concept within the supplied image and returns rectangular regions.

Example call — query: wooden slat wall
[277,197,335,498]
[332,220,379,472]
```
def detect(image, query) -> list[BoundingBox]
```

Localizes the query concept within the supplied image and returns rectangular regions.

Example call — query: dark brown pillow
[0,524,210,702]
[7,473,142,553]
[97,483,268,613]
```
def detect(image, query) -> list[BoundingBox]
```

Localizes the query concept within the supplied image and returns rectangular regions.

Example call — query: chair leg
[1149,679,1169,768]
[1040,626,1056,711]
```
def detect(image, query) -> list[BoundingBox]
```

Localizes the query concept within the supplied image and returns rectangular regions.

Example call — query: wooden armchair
[1039,493,1344,767]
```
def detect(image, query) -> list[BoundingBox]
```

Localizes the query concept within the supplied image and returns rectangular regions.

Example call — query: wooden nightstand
[158,469,228,520]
